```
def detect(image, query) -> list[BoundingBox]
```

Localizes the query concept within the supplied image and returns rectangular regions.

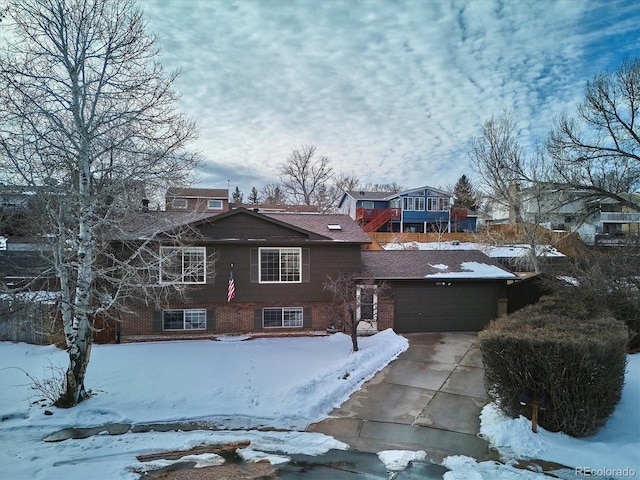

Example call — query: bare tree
[323,274,387,352]
[312,172,359,213]
[469,112,562,273]
[469,110,527,223]
[261,183,288,204]
[0,0,201,406]
[363,182,404,193]
[278,145,333,205]
[547,58,640,212]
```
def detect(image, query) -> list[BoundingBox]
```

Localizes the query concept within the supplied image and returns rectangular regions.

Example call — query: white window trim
[159,246,207,284]
[207,199,223,210]
[262,306,303,328]
[414,197,425,211]
[162,308,207,330]
[258,247,302,284]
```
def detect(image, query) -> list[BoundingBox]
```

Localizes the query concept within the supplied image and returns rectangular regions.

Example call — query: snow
[0,330,406,478]
[424,261,516,279]
[385,241,565,258]
[478,354,640,478]
[1,331,638,479]
[378,449,427,470]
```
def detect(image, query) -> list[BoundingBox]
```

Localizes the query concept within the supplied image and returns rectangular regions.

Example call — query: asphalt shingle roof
[116,209,371,244]
[361,250,517,280]
[266,213,371,243]
[166,188,228,198]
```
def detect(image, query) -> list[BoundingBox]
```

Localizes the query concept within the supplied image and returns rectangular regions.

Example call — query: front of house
[117,207,514,341]
[339,186,478,233]
[119,208,380,339]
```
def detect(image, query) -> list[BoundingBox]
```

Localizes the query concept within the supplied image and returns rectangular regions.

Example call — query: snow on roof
[362,250,518,280]
[424,261,516,279]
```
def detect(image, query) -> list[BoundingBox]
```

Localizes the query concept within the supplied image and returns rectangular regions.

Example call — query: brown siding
[182,243,363,304]
[198,214,310,240]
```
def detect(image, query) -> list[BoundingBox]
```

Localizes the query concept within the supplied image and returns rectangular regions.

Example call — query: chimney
[141,198,149,213]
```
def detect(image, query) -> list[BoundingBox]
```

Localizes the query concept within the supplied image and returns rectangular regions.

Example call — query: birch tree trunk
[0,0,201,407]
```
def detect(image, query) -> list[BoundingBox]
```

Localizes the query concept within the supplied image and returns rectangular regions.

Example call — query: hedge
[479,305,628,437]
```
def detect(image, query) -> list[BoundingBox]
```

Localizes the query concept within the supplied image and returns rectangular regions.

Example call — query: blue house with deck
[339,186,477,233]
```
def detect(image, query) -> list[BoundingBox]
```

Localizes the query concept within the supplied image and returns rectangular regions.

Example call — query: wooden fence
[367,224,586,256]
[0,296,62,345]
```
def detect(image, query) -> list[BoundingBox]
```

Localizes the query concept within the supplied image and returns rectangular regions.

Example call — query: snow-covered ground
[1,331,638,479]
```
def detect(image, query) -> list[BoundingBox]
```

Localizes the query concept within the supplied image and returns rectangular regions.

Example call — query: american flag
[227,269,236,302]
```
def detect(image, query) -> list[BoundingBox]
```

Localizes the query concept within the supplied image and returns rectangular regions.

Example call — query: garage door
[394,284,498,333]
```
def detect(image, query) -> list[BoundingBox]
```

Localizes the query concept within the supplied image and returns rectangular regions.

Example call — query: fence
[0,295,61,345]
[367,224,585,256]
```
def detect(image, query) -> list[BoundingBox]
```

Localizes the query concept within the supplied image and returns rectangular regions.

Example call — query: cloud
[139,0,640,194]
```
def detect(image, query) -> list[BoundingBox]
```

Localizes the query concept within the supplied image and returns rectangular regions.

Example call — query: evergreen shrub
[479,302,628,437]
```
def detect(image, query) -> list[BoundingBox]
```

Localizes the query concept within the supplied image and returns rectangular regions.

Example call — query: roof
[235,203,319,213]
[165,188,228,199]
[345,190,396,201]
[117,209,371,244]
[343,186,454,203]
[361,250,518,280]
[115,211,214,240]
[398,185,453,197]
[266,213,371,243]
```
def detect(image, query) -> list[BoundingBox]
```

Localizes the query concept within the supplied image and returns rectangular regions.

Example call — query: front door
[357,285,378,333]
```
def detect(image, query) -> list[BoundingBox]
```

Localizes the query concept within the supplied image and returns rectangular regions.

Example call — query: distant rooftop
[166,188,228,199]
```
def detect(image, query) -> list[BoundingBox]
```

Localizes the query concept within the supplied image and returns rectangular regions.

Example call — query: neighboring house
[165,187,230,212]
[117,207,514,340]
[339,186,477,233]
[518,189,640,246]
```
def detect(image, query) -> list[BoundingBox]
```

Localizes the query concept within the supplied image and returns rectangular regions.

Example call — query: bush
[479,304,628,437]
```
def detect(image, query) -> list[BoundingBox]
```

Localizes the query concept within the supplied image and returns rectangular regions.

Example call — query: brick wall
[120,300,381,338]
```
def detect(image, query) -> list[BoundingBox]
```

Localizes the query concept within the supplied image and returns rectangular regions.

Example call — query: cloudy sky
[138,0,639,195]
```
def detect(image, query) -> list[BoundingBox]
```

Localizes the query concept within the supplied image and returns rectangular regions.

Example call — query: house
[117,207,515,340]
[165,188,230,212]
[118,207,374,339]
[514,188,640,246]
[339,186,477,233]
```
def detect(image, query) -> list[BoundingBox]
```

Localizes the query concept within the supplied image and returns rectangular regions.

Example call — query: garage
[393,282,499,333]
[360,250,517,334]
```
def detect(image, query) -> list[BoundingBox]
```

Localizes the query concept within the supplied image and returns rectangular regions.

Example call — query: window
[163,309,206,330]
[207,199,223,210]
[402,197,414,211]
[263,307,303,328]
[414,197,425,211]
[427,197,438,211]
[439,197,449,211]
[362,201,374,209]
[259,247,301,283]
[160,246,206,284]
[172,198,187,209]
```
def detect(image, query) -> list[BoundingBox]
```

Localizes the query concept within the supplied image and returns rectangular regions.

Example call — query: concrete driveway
[308,332,497,464]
